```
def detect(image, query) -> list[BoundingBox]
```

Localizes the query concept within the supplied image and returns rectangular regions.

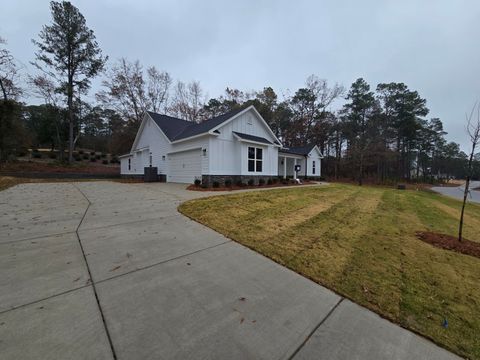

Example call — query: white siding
[208,108,279,176]
[135,116,171,175]
[306,149,322,177]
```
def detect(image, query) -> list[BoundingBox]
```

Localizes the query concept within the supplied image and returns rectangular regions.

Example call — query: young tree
[459,104,480,241]
[32,1,107,162]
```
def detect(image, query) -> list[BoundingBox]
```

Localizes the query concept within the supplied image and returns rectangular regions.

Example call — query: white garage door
[168,149,202,183]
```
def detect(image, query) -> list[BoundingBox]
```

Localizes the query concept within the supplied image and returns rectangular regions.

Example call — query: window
[312,160,316,174]
[248,146,263,172]
[128,158,131,171]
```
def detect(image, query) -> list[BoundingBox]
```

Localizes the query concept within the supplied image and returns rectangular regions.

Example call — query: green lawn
[179,184,480,359]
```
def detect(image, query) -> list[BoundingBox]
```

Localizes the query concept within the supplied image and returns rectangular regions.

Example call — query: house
[119,105,323,185]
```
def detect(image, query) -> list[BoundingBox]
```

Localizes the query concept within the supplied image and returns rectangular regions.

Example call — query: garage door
[167,149,202,183]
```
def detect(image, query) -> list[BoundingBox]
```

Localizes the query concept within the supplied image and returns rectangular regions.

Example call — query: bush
[201,183,208,189]
[258,178,265,186]
[224,179,232,187]
[272,178,278,184]
[102,159,108,165]
[212,181,220,188]
[95,154,101,160]
[32,152,42,159]
[236,180,244,187]
[267,178,273,185]
[83,154,89,160]
[101,153,107,158]
[194,179,201,186]
[90,157,96,162]
[74,156,82,162]
[110,156,118,163]
[78,150,84,155]
[109,159,116,164]
[248,179,254,186]
[48,152,57,159]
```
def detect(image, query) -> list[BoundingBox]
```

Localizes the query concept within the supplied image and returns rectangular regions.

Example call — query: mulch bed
[187,181,315,192]
[416,231,480,259]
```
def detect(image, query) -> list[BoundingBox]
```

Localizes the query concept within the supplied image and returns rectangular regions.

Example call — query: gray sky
[2,0,480,151]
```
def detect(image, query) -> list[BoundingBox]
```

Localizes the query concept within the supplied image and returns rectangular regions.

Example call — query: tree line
[1,0,479,183]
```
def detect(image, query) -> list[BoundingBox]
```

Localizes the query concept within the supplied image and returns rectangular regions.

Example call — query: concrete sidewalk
[0,182,460,359]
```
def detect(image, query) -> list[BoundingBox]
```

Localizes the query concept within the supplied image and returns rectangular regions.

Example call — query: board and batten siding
[208,110,278,176]
[306,149,322,177]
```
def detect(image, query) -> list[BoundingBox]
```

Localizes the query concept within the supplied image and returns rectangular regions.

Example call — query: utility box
[144,167,159,182]
[397,183,406,190]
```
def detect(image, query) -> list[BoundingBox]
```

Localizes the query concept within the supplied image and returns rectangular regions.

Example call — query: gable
[131,114,170,152]
[308,146,324,158]
[214,107,281,146]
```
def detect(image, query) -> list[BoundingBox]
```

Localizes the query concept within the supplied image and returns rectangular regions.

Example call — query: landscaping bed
[187,179,315,191]
[179,184,480,359]
[416,231,480,259]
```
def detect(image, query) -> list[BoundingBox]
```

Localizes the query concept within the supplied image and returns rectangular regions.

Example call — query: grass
[179,184,480,359]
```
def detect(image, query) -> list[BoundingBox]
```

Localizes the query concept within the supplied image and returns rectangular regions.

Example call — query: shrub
[201,183,208,189]
[90,157,96,162]
[109,159,116,164]
[101,153,107,158]
[75,156,82,162]
[272,178,278,184]
[224,179,232,187]
[78,150,84,155]
[236,180,243,187]
[248,179,254,186]
[102,159,108,164]
[212,181,220,188]
[194,179,201,186]
[32,152,42,159]
[258,178,265,186]
[267,178,273,185]
[95,154,101,160]
[48,152,57,159]
[90,151,95,156]
[110,156,118,163]
[83,154,89,160]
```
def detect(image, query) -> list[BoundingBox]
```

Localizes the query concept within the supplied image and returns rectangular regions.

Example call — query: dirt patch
[416,231,480,259]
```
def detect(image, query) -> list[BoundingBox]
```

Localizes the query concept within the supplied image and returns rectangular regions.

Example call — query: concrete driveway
[432,180,480,203]
[0,181,460,360]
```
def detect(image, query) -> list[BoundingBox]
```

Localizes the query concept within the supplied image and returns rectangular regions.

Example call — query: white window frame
[248,146,263,173]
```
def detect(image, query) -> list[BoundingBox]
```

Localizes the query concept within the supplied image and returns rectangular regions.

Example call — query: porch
[278,153,305,179]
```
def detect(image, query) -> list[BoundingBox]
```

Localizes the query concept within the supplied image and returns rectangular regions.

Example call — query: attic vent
[247,116,253,125]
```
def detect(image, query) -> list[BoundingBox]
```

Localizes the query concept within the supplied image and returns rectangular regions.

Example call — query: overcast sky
[1,0,480,151]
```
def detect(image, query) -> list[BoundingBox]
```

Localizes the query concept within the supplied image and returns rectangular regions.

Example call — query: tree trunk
[459,143,476,242]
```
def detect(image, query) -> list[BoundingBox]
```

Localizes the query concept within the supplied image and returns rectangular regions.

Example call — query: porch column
[283,156,287,179]
[294,158,297,180]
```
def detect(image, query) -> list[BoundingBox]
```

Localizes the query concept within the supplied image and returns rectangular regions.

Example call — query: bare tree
[98,59,173,125]
[459,103,480,241]
[97,58,147,126]
[30,75,68,161]
[0,37,22,101]
[169,80,205,122]
[147,66,172,113]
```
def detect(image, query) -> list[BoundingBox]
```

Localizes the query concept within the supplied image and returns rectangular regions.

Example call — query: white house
[119,105,323,185]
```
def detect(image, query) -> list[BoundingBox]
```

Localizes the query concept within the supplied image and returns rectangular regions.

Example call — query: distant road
[431,181,480,204]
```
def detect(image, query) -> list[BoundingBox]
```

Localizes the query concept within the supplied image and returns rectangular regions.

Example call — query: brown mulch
[416,231,480,259]
[187,181,315,192]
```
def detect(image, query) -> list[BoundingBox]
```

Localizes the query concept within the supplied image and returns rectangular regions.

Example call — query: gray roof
[147,107,246,142]
[233,131,273,145]
[279,144,316,156]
